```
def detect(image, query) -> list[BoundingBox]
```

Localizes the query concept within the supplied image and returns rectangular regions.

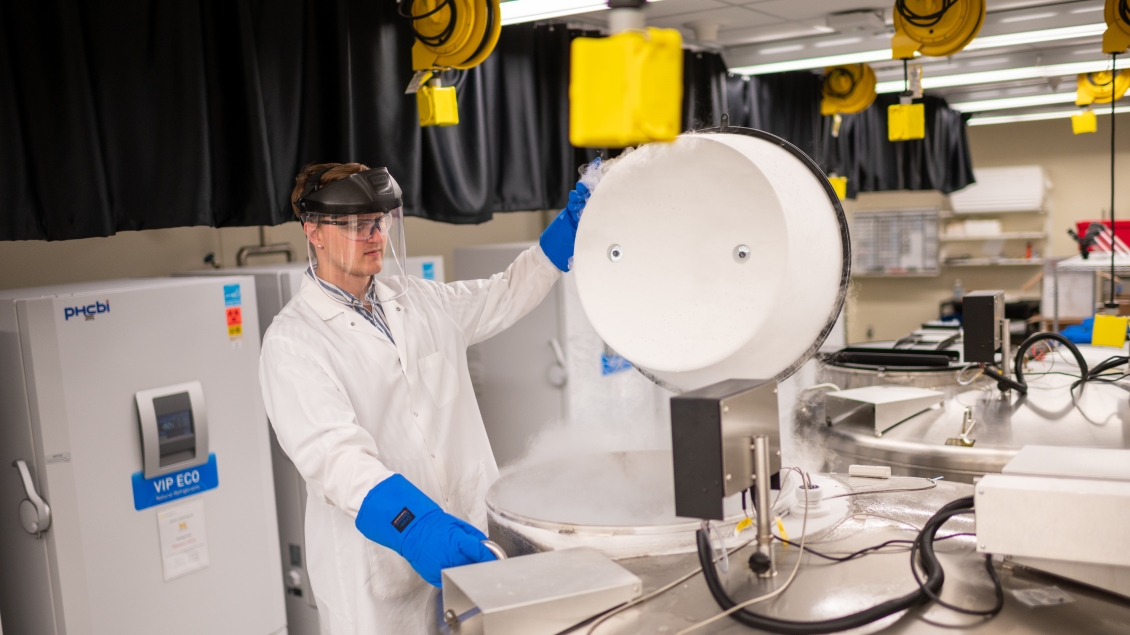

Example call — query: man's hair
[291,162,370,219]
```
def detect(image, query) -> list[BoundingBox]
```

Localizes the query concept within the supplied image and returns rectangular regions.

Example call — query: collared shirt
[306,265,394,343]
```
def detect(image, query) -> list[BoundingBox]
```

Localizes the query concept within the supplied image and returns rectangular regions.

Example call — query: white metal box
[441,547,642,635]
[976,446,1130,597]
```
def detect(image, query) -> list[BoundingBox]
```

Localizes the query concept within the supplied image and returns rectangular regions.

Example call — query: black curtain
[821,93,975,196]
[2,8,977,241]
[682,50,729,131]
[718,63,975,198]
[0,2,580,240]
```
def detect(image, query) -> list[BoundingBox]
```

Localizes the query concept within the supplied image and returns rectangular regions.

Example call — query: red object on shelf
[1075,220,1130,254]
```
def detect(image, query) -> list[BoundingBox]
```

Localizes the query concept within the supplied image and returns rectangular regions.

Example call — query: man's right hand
[354,474,497,587]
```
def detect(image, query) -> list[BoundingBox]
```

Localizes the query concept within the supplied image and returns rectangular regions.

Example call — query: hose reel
[887,0,983,142]
[1104,0,1130,54]
[891,0,985,59]
[821,65,877,117]
[400,0,502,127]
[1077,69,1130,106]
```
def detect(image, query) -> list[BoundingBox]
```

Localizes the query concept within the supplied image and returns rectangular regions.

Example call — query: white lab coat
[260,246,560,635]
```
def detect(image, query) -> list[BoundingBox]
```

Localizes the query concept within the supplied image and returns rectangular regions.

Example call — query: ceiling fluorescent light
[963,23,1106,50]
[730,49,898,75]
[951,92,1077,112]
[729,23,1104,76]
[500,0,664,26]
[814,37,864,48]
[998,11,1058,23]
[968,105,1130,125]
[760,44,805,55]
[875,58,1130,93]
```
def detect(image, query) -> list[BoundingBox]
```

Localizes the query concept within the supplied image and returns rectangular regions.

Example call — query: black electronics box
[963,290,1004,363]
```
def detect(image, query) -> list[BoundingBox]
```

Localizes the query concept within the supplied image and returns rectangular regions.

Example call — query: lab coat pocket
[366,543,425,599]
[419,351,460,408]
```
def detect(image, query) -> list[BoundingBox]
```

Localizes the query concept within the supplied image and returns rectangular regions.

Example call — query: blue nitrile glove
[355,474,496,587]
[540,180,593,272]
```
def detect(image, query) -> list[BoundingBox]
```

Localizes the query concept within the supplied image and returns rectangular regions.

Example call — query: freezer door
[0,300,58,635]
[455,244,566,466]
[6,278,285,635]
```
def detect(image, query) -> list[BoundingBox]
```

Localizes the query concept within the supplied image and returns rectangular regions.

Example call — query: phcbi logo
[64,300,110,321]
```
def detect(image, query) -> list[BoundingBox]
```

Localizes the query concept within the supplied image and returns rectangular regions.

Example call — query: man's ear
[303,221,319,244]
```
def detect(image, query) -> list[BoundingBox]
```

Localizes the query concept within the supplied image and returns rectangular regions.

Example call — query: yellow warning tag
[228,324,243,338]
[776,517,789,549]
[734,517,754,536]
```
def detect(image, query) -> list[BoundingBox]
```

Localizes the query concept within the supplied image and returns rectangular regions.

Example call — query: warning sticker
[223,288,243,340]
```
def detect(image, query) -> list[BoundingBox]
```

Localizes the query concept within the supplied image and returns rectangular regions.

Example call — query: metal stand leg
[753,436,776,578]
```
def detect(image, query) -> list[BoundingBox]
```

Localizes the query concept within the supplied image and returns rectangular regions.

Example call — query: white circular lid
[573,131,848,392]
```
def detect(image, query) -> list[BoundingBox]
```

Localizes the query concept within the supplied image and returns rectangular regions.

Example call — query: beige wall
[845,113,1130,343]
[0,212,547,290]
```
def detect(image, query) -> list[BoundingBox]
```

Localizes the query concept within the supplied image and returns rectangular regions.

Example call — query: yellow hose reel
[821,65,877,116]
[1103,0,1130,54]
[1077,70,1130,106]
[402,0,502,127]
[891,0,985,59]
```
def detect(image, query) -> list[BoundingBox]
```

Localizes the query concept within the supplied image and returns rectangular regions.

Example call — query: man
[259,162,590,634]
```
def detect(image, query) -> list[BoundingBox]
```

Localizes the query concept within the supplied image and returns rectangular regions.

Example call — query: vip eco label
[131,454,219,511]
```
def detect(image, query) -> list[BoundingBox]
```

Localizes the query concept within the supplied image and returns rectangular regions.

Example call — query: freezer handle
[12,460,51,537]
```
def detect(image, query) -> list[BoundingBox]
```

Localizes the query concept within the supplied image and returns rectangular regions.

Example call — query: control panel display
[157,409,193,440]
[137,382,208,479]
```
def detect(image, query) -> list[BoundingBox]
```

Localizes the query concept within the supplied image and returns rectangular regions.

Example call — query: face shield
[296,167,410,304]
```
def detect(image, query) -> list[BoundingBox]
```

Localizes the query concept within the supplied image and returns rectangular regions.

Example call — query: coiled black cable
[399,0,457,48]
[695,496,976,635]
[895,0,958,28]
[823,66,860,99]
[979,331,1091,395]
[910,512,1004,617]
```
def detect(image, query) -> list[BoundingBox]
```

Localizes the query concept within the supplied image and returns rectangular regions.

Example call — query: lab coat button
[396,307,401,311]
[431,454,436,459]
[413,412,418,417]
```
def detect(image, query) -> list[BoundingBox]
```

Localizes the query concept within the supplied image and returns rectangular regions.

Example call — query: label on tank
[131,453,219,510]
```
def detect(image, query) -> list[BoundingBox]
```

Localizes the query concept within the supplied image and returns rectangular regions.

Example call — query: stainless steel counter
[570,481,1130,635]
[436,481,1130,635]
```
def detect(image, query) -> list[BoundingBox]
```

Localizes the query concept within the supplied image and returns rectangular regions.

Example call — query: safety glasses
[319,213,393,241]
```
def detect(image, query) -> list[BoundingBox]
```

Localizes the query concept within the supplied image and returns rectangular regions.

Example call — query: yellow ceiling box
[1073,109,1099,134]
[570,27,683,148]
[1104,0,1130,54]
[889,102,926,141]
[891,0,985,59]
[828,176,849,200]
[821,64,878,116]
[402,0,501,127]
[417,79,459,127]
[1076,70,1130,106]
[1092,314,1129,348]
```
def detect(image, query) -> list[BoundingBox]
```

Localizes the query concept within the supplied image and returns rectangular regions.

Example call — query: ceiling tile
[648,5,784,30]
[736,0,888,22]
[718,21,833,47]
[644,0,731,19]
